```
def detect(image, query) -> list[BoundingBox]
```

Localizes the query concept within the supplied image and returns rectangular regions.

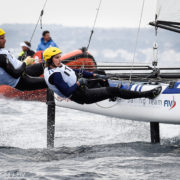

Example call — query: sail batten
[156,0,180,23]
[149,0,180,33]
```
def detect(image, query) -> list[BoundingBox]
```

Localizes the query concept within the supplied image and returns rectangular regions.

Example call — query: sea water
[0,98,180,180]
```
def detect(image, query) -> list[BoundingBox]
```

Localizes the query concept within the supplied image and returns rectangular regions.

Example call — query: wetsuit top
[44,63,93,98]
[0,49,25,87]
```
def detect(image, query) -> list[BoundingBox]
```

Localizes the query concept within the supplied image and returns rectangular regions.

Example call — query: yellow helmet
[43,47,62,63]
[0,28,5,36]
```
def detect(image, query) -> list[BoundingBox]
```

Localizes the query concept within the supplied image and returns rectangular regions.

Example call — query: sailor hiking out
[0,28,47,91]
[43,47,162,104]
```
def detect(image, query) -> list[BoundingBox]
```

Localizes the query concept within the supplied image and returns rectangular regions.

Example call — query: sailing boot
[142,86,162,99]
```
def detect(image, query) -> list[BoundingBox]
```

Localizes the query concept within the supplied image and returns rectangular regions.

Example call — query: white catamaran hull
[55,81,180,124]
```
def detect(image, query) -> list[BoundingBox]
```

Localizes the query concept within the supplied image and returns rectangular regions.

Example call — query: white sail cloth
[157,0,180,23]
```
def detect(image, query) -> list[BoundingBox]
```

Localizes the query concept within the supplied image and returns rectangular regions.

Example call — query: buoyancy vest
[44,64,77,98]
[0,49,22,87]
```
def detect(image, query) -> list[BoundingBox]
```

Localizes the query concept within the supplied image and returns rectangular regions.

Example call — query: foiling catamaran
[54,0,180,125]
[0,0,180,147]
[1,0,180,126]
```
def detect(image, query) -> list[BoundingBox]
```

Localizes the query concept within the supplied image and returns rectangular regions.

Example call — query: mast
[149,0,180,33]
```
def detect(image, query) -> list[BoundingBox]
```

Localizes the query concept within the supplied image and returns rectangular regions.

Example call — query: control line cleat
[148,86,162,99]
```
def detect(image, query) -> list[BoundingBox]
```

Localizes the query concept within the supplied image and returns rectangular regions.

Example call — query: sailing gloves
[95,74,108,80]
[23,56,35,66]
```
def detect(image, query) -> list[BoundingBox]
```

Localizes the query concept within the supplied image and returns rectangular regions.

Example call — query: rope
[87,0,103,50]
[29,0,48,43]
[129,0,145,85]
[55,94,120,110]
[95,101,119,109]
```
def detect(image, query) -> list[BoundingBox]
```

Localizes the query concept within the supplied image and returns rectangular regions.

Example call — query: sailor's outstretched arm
[73,69,94,78]
[0,54,26,78]
[73,69,107,79]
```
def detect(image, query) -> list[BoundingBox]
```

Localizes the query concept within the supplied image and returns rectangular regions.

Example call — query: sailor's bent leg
[15,74,47,91]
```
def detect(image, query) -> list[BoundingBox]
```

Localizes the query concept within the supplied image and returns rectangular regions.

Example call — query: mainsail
[149,0,180,33]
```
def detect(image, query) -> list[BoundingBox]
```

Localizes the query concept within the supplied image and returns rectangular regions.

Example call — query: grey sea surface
[0,98,180,180]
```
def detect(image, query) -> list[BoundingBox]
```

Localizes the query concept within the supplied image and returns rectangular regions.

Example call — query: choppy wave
[1,142,180,162]
[1,99,180,179]
[1,142,180,179]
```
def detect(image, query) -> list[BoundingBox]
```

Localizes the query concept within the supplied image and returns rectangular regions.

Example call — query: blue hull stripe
[134,85,139,92]
[139,85,143,92]
[163,82,180,94]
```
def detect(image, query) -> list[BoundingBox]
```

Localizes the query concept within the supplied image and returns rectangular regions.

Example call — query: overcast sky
[0,0,156,28]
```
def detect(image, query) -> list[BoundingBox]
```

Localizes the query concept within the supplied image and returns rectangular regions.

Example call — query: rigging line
[152,14,159,69]
[128,0,145,85]
[29,0,48,43]
[87,0,103,50]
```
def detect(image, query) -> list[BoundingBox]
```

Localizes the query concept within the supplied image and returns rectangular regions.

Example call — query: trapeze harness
[44,63,156,104]
[0,49,47,91]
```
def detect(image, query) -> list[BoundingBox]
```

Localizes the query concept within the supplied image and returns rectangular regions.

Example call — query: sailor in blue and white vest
[0,28,47,91]
[43,47,162,104]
